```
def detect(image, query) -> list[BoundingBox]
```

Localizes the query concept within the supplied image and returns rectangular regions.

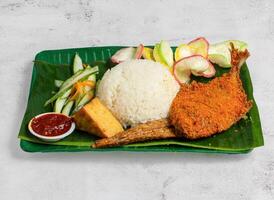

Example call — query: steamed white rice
[96,59,179,127]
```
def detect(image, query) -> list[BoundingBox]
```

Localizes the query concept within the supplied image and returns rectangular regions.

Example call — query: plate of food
[18,37,264,153]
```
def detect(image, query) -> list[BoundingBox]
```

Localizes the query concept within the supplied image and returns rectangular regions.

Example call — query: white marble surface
[1,0,274,199]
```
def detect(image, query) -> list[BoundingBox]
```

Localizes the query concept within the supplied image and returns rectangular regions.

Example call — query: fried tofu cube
[73,97,124,138]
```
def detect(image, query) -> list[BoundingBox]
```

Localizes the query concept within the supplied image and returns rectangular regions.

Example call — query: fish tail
[230,42,250,73]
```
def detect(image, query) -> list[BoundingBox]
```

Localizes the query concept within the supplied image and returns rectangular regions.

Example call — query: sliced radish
[188,37,209,58]
[135,44,144,59]
[175,44,193,61]
[174,69,191,84]
[173,55,214,84]
[153,43,161,62]
[111,47,136,63]
[201,63,216,78]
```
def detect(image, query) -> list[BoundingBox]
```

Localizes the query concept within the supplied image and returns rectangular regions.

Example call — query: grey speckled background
[1,0,274,199]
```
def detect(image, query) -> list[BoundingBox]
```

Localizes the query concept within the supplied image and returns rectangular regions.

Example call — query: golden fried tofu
[73,97,124,138]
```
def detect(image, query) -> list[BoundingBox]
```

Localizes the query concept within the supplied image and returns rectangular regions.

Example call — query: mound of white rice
[97,59,180,127]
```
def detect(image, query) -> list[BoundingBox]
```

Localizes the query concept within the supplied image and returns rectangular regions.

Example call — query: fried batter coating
[169,44,252,139]
[93,119,177,148]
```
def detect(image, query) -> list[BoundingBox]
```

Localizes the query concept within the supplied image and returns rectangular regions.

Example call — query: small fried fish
[93,119,178,148]
[169,44,252,139]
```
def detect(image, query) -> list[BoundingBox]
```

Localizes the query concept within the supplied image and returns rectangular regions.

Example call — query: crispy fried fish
[169,44,252,139]
[93,119,177,148]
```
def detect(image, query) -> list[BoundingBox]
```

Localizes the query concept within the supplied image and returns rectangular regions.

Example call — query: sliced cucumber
[84,73,96,92]
[62,100,74,116]
[53,89,72,113]
[73,90,94,113]
[95,79,101,95]
[85,65,99,73]
[208,40,248,68]
[74,93,84,109]
[88,74,96,82]
[159,40,174,67]
[222,40,248,51]
[54,79,64,88]
[54,98,67,113]
[45,66,98,106]
[153,44,162,63]
[73,53,84,74]
[153,43,170,68]
[59,65,98,90]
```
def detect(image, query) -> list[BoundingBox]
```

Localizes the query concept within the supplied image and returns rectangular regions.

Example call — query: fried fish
[93,119,177,148]
[169,44,252,139]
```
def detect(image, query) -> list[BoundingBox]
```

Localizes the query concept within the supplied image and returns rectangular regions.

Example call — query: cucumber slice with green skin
[53,89,72,113]
[54,80,64,88]
[78,90,94,106]
[153,44,168,66]
[73,53,84,74]
[68,73,96,110]
[62,100,74,116]
[84,73,96,91]
[159,40,174,67]
[74,93,84,109]
[44,66,98,106]
[208,40,248,68]
[221,40,248,51]
[153,44,161,62]
[73,90,94,113]
[88,74,96,82]
[95,79,101,95]
[54,98,67,113]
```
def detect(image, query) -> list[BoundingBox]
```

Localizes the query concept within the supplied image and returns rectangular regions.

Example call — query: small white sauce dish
[28,112,76,142]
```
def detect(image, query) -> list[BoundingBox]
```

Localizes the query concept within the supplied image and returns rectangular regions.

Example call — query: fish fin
[230,42,250,73]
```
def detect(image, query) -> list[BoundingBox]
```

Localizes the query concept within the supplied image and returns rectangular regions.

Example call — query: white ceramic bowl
[28,112,75,142]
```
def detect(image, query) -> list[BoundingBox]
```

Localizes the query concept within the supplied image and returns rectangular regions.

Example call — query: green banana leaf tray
[18,46,264,153]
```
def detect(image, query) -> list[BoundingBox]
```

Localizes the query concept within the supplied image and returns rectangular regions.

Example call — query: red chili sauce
[31,114,73,137]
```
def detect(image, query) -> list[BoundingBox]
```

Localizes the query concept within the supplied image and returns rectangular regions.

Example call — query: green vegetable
[72,71,96,106]
[153,44,165,66]
[54,80,64,88]
[62,100,74,116]
[88,73,96,82]
[208,40,248,68]
[73,90,94,113]
[60,65,98,91]
[85,73,96,92]
[73,71,96,113]
[53,89,72,113]
[44,66,98,106]
[159,40,174,67]
[73,53,84,74]
[95,79,101,95]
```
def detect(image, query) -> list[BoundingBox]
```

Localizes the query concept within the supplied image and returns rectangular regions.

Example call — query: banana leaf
[18,46,264,153]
